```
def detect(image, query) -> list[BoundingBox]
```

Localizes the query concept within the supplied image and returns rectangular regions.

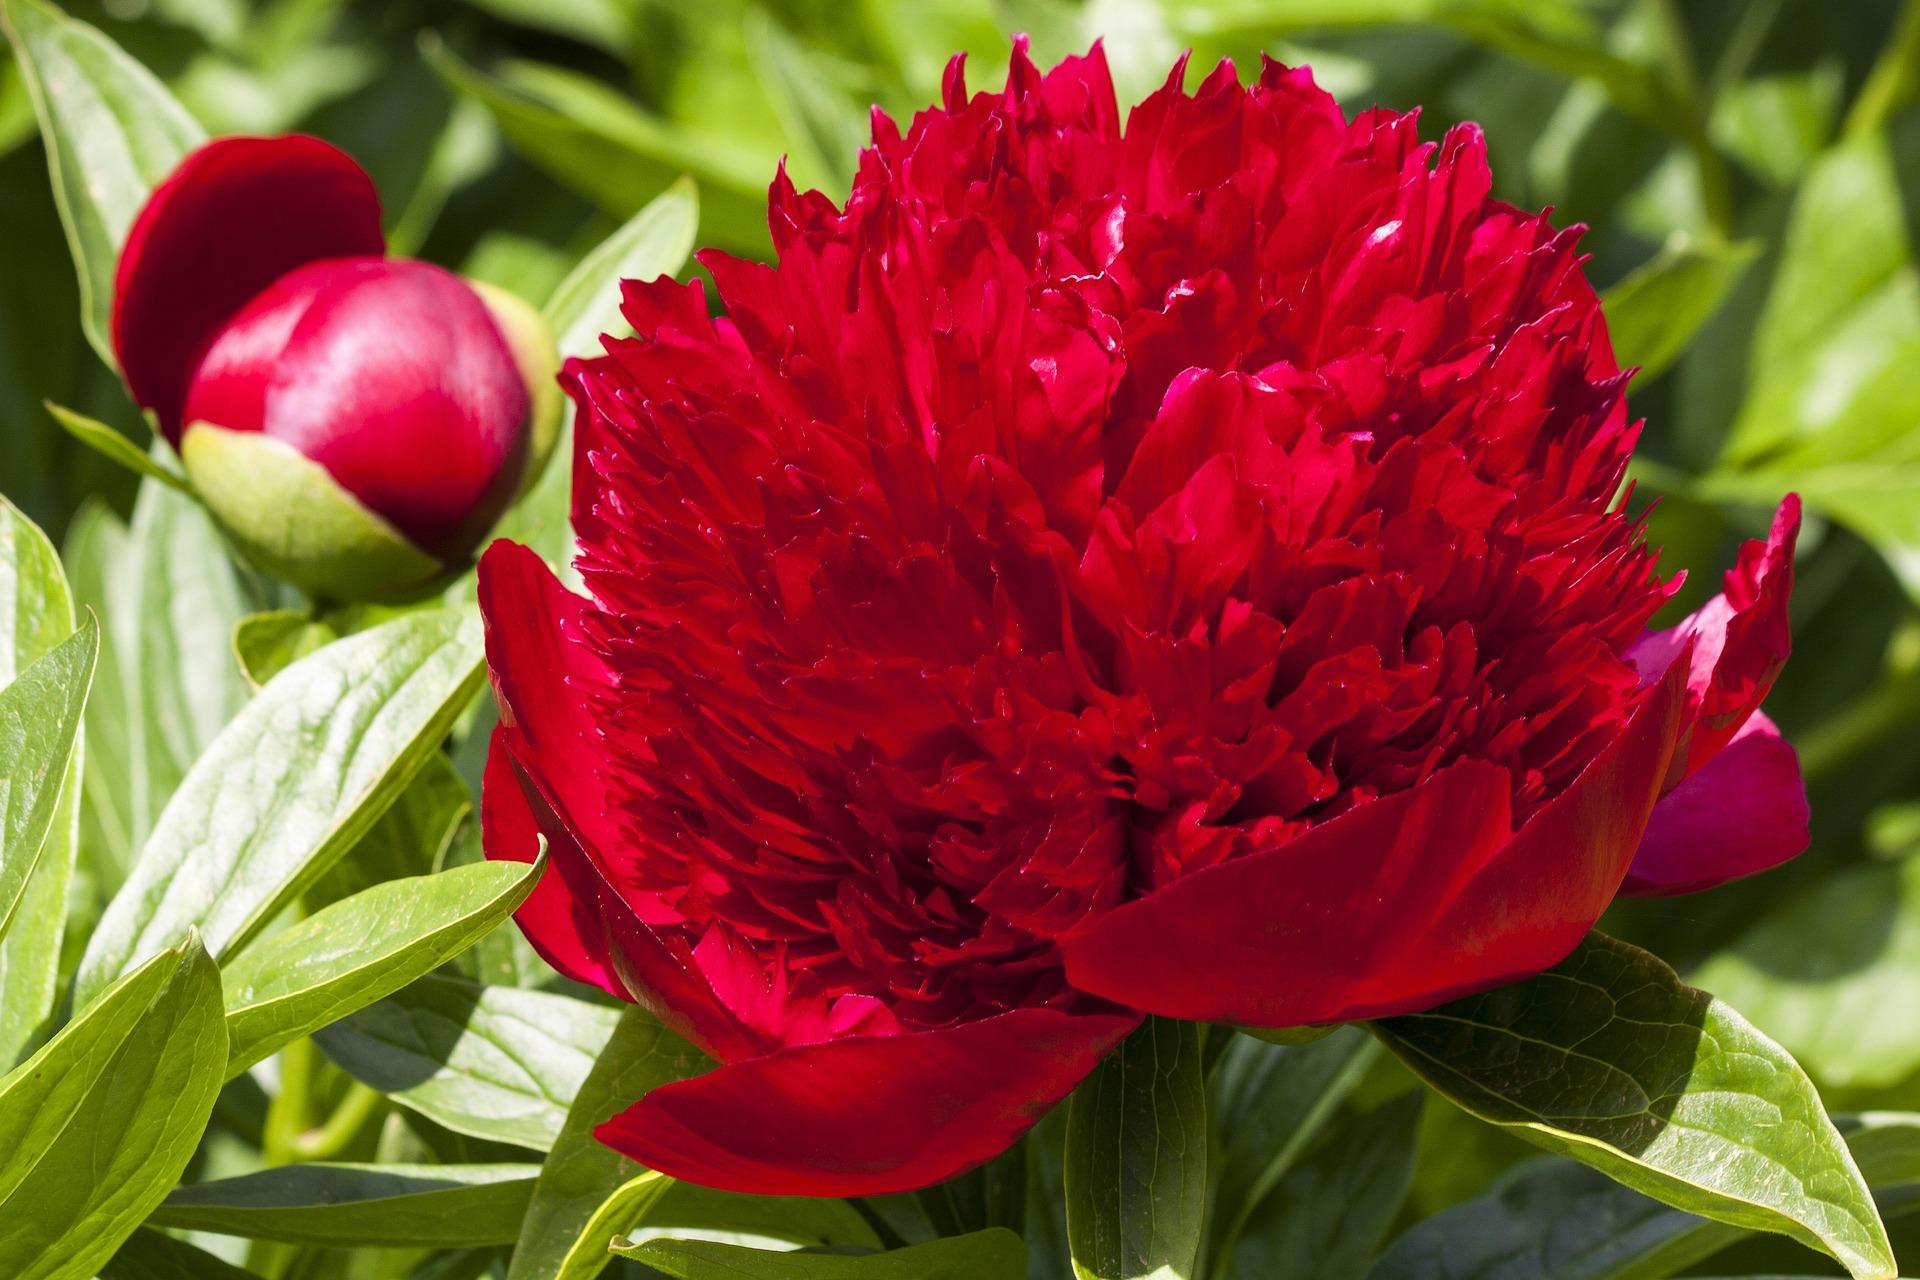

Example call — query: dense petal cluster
[480,43,1806,1196]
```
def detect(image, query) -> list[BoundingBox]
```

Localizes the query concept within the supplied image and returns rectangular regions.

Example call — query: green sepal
[179,423,442,603]
[471,279,564,493]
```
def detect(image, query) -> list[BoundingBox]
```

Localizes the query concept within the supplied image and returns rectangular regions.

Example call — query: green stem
[291,1082,385,1162]
[1846,0,1920,140]
[261,1036,313,1166]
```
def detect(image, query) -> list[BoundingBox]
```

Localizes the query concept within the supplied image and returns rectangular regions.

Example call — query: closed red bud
[112,134,559,600]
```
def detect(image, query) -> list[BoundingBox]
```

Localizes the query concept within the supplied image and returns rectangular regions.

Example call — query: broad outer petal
[113,135,384,442]
[1064,652,1690,1026]
[480,727,620,993]
[1619,711,1808,897]
[596,1007,1139,1196]
[478,539,761,1062]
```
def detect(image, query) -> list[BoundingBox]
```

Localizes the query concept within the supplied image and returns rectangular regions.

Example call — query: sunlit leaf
[0,0,203,367]
[0,934,225,1280]
[315,974,623,1151]
[221,856,542,1077]
[75,610,484,1005]
[1375,933,1895,1280]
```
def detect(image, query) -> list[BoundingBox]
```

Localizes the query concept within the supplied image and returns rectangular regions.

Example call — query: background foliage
[5,0,1920,1276]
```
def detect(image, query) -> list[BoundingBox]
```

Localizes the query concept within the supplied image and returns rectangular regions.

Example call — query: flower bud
[112,135,560,600]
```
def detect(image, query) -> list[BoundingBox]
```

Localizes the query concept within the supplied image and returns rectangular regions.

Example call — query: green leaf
[422,36,767,253]
[231,609,338,688]
[0,0,204,368]
[314,974,623,1151]
[1692,858,1920,1090]
[0,618,95,945]
[1747,131,1911,383]
[150,1162,540,1246]
[1226,1091,1420,1280]
[1373,933,1896,1280]
[459,0,637,56]
[1209,1027,1378,1267]
[1370,1114,1920,1280]
[614,1230,1031,1279]
[222,856,543,1077]
[0,496,74,677]
[509,1005,710,1280]
[1703,128,1920,597]
[65,485,254,888]
[43,402,192,494]
[1601,235,1760,382]
[312,750,471,906]
[1844,1112,1920,1189]
[74,609,485,1006]
[0,933,225,1280]
[543,175,699,360]
[620,1182,884,1256]
[1369,1156,1742,1280]
[1066,1016,1208,1280]
[743,9,866,192]
[98,1228,260,1280]
[0,497,78,1068]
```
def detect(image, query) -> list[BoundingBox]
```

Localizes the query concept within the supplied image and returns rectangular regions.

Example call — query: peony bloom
[479,42,1807,1196]
[114,135,560,600]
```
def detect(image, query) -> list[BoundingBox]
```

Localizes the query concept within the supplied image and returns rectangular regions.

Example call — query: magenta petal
[478,540,762,1062]
[113,135,384,443]
[595,1007,1138,1196]
[1619,711,1808,897]
[1630,496,1800,782]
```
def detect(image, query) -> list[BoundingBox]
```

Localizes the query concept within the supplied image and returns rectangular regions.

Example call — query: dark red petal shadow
[480,727,620,993]
[478,539,762,1062]
[597,1006,1139,1196]
[1065,653,1691,1026]
[112,134,384,442]
[1619,711,1808,897]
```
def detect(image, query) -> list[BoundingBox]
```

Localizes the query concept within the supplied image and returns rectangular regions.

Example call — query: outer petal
[113,135,384,442]
[1064,654,1689,1026]
[596,1007,1139,1196]
[1630,495,1799,781]
[1619,711,1808,897]
[480,727,620,993]
[477,539,761,1062]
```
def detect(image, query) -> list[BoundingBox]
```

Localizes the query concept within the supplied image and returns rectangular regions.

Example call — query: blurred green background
[7,0,1920,1258]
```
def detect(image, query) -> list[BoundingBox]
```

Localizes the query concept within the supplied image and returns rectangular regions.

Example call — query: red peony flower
[478,42,1807,1197]
[114,135,560,599]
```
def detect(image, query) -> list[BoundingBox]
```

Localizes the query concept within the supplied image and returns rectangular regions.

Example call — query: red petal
[1630,496,1799,782]
[1619,711,1808,897]
[1064,654,1690,1025]
[478,540,761,1061]
[184,258,528,557]
[113,135,384,442]
[480,728,620,992]
[595,1007,1138,1196]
